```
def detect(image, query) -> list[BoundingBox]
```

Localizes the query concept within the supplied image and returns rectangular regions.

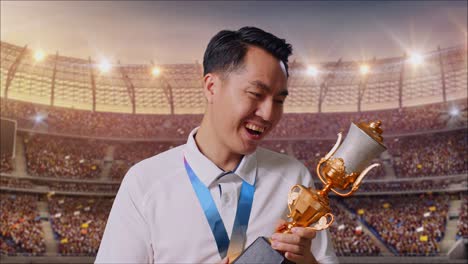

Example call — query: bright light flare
[449,107,460,117]
[99,60,112,73]
[34,114,45,123]
[306,66,318,77]
[34,50,45,62]
[409,53,424,66]
[359,64,370,75]
[151,67,161,76]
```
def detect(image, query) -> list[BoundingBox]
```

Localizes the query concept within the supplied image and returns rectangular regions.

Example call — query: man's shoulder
[137,144,184,167]
[256,147,305,168]
[122,144,185,188]
[129,144,185,175]
[256,147,312,185]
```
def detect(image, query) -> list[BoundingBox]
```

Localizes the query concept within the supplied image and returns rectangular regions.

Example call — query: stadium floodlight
[449,107,460,117]
[359,64,370,75]
[99,60,112,73]
[306,65,319,77]
[409,53,424,66]
[151,67,161,76]
[34,50,45,62]
[34,114,45,123]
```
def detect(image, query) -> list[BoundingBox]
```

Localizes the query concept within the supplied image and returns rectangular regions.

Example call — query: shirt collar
[183,127,257,187]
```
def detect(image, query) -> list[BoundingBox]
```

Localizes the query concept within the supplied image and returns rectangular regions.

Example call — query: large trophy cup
[233,121,387,264]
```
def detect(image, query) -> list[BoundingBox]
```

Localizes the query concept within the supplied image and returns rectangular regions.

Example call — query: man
[96,27,337,264]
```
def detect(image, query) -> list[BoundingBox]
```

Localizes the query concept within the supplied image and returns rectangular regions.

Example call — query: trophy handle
[287,184,306,215]
[330,163,380,197]
[306,213,335,231]
[316,133,343,185]
[324,132,343,160]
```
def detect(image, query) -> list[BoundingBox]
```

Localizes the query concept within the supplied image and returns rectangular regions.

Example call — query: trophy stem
[317,182,332,198]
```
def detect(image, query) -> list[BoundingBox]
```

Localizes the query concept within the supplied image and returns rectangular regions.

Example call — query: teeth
[245,123,265,133]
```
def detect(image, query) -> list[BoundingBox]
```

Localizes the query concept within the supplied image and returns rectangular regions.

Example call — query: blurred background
[0,1,466,263]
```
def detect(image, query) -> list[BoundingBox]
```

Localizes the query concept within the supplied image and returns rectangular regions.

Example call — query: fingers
[270,227,317,263]
[272,232,305,245]
[271,239,305,255]
[284,251,305,263]
[271,227,316,243]
[271,231,312,255]
[274,219,288,232]
[220,257,229,264]
[284,251,319,264]
[291,227,317,239]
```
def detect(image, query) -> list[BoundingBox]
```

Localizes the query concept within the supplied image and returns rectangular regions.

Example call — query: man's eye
[249,92,262,98]
[274,99,285,105]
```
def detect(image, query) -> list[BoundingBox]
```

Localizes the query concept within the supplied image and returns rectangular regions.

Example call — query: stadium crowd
[0,193,45,256]
[388,130,467,178]
[0,190,465,257]
[0,177,34,189]
[8,130,464,184]
[0,99,201,139]
[1,98,465,140]
[109,161,133,181]
[48,196,112,255]
[356,176,468,193]
[23,134,105,179]
[271,100,467,138]
[343,194,449,256]
[113,141,179,163]
[456,195,468,240]
[328,200,381,256]
[0,154,13,173]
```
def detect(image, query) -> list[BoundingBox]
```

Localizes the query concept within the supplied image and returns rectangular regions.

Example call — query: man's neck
[195,122,243,172]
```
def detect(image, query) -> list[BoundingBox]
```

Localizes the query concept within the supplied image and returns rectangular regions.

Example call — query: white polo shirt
[96,127,337,263]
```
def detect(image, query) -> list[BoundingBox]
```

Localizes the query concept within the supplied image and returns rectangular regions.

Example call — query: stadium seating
[329,200,381,256]
[0,193,45,256]
[48,196,112,255]
[343,194,449,256]
[1,98,465,139]
[456,195,468,240]
[388,131,467,178]
[0,154,13,173]
[23,134,105,179]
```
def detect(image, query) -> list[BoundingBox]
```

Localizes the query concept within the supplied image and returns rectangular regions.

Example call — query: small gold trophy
[234,121,387,264]
[279,120,387,233]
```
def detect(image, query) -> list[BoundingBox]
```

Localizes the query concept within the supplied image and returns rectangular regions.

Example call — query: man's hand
[270,220,319,264]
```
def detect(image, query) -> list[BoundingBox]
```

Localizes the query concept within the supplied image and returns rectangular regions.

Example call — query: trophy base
[232,237,294,264]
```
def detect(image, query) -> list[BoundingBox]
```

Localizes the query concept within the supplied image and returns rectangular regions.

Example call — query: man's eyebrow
[249,80,289,97]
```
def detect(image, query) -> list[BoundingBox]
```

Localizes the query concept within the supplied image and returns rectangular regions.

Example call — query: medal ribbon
[184,157,255,259]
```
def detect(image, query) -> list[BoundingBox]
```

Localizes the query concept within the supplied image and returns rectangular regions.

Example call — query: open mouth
[245,123,265,137]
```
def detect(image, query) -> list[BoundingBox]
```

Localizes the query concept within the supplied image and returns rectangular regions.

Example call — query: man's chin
[239,142,259,155]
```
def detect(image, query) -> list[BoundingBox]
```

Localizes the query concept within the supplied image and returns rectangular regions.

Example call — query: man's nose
[255,100,275,123]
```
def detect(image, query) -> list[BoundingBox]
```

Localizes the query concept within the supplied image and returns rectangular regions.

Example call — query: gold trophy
[234,121,386,264]
[279,120,386,233]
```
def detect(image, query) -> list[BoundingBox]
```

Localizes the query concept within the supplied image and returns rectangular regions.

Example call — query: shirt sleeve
[95,169,154,264]
[311,229,339,264]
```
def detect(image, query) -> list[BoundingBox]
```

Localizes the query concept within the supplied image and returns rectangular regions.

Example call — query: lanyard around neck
[183,157,255,259]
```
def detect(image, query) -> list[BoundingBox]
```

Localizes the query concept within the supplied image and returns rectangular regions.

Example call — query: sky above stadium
[1,1,467,65]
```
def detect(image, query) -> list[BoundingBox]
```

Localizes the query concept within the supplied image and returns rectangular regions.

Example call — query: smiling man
[96,27,337,264]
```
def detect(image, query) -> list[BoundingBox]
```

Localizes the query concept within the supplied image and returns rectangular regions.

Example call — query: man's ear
[202,73,219,104]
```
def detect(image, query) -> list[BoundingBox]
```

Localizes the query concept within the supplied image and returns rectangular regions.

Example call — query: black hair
[202,27,293,78]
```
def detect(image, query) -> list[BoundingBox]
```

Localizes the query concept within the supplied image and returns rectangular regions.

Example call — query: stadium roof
[0,41,466,114]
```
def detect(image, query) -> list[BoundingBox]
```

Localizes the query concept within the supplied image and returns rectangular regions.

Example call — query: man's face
[205,46,288,155]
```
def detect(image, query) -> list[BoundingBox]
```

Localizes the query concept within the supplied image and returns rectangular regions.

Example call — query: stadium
[1,2,467,264]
